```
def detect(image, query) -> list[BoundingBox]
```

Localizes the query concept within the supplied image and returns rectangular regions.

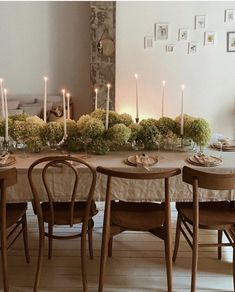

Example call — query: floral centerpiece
[0,108,212,155]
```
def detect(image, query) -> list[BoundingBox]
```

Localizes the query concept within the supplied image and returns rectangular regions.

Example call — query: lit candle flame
[44,77,48,82]
[181,84,185,91]
[134,73,138,79]
[162,80,166,86]
[95,88,98,93]
[107,83,111,89]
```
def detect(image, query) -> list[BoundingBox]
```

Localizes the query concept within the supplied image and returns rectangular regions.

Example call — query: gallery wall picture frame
[195,15,207,30]
[178,28,189,41]
[225,9,235,22]
[155,23,169,40]
[166,44,175,53]
[144,36,154,49]
[227,31,235,52]
[204,31,216,46]
[188,42,199,54]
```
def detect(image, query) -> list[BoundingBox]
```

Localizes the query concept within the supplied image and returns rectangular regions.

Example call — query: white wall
[116,1,235,138]
[0,1,90,118]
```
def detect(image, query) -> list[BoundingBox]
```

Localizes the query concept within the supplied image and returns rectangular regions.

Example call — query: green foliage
[77,115,105,139]
[190,118,212,146]
[157,117,179,135]
[138,118,160,146]
[88,137,109,155]
[107,123,131,149]
[118,113,133,126]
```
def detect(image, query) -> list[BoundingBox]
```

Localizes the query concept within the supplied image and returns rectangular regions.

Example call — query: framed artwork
[195,15,206,29]
[204,32,216,46]
[166,44,175,53]
[155,23,169,40]
[225,9,235,22]
[227,32,235,52]
[144,36,154,49]
[178,28,189,41]
[188,42,198,54]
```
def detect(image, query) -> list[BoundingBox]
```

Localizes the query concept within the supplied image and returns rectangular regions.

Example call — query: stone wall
[90,1,116,111]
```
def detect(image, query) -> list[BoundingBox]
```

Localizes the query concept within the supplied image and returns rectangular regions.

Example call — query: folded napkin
[135,154,152,171]
[194,155,218,166]
[0,153,10,164]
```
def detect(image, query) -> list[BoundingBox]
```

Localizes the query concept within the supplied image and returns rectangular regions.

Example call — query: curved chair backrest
[0,168,17,227]
[28,156,96,226]
[183,166,235,190]
[96,166,181,203]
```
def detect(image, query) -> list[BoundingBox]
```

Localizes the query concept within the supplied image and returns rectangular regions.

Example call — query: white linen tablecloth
[5,150,235,203]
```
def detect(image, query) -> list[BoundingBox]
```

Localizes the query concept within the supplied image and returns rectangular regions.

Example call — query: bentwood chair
[28,156,98,292]
[173,166,235,292]
[96,166,181,292]
[0,168,30,292]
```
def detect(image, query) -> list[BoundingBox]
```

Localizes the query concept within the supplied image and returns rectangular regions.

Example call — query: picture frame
[144,36,154,49]
[195,15,206,30]
[166,44,175,53]
[155,23,169,40]
[225,9,235,22]
[188,42,198,54]
[178,28,189,41]
[227,31,235,52]
[204,31,216,46]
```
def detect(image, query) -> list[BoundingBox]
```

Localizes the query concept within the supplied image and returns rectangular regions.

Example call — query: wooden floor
[1,203,234,292]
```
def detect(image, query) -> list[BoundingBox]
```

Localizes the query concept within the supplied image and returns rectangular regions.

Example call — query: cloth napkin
[194,155,218,166]
[135,154,151,171]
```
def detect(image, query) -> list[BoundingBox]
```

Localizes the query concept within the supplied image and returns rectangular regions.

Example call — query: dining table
[4,149,235,203]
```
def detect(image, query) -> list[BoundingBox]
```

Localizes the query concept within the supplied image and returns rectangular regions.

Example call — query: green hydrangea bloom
[118,113,133,126]
[77,115,105,139]
[128,123,143,142]
[190,118,212,146]
[88,137,109,155]
[107,123,131,149]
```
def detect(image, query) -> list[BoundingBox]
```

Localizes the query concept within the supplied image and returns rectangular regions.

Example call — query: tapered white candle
[4,89,8,142]
[134,74,139,121]
[94,88,98,111]
[0,79,5,119]
[180,85,185,136]
[62,89,67,137]
[161,80,166,117]
[66,93,70,119]
[43,77,48,122]
[105,84,111,130]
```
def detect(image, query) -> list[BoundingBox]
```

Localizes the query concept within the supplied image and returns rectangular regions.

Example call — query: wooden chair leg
[173,214,182,262]
[1,227,9,292]
[191,226,199,292]
[48,222,53,260]
[22,213,30,264]
[233,246,235,292]
[164,236,172,292]
[34,217,45,292]
[218,230,222,260]
[81,222,88,292]
[108,237,113,258]
[88,219,94,260]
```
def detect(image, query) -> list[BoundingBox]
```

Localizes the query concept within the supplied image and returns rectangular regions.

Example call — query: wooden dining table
[4,149,235,203]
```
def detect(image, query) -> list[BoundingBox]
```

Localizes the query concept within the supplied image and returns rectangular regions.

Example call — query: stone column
[90,1,116,111]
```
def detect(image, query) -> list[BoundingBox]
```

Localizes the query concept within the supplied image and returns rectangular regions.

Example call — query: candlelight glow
[181,84,185,90]
[95,88,98,93]
[162,80,166,86]
[4,89,7,94]
[134,73,138,79]
[61,89,66,94]
[66,93,70,98]
[107,83,111,89]
[0,79,3,83]
[44,77,48,82]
